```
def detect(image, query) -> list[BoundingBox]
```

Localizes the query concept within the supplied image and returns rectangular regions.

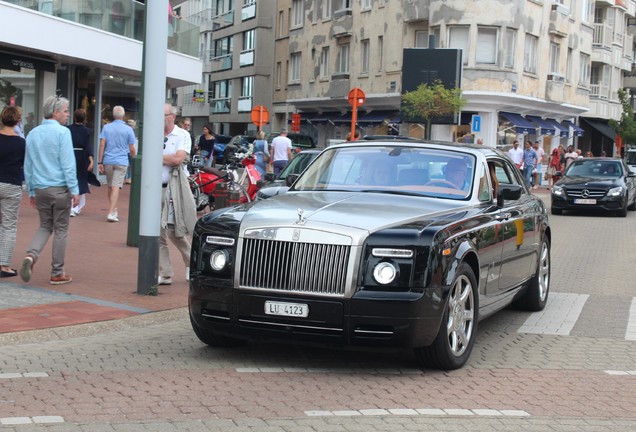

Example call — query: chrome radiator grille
[566,188,607,198]
[240,238,350,296]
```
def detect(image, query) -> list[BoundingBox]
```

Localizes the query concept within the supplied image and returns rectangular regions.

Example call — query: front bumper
[551,193,625,212]
[189,278,445,349]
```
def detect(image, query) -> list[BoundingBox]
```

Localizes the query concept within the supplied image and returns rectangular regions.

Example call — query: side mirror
[555,171,562,177]
[286,174,299,187]
[264,173,276,182]
[496,184,523,207]
[627,171,636,178]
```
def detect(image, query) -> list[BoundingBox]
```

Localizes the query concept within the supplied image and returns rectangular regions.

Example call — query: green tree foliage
[609,88,636,145]
[401,80,466,139]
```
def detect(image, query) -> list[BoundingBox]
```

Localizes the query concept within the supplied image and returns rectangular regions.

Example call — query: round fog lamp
[210,250,228,271]
[373,262,397,285]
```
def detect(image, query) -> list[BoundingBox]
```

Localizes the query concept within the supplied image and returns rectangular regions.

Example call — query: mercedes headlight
[607,186,624,197]
[551,185,564,196]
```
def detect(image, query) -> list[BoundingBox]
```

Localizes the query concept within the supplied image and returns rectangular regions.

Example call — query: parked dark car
[255,149,321,200]
[210,134,232,165]
[189,140,551,370]
[551,157,636,216]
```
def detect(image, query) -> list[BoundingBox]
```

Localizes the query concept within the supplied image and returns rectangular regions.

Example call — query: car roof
[325,139,506,159]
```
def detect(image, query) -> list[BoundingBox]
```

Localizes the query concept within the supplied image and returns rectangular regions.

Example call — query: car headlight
[607,186,624,197]
[551,185,564,196]
[210,250,229,271]
[372,262,397,285]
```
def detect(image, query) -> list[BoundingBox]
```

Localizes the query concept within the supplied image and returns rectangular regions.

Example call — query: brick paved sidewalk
[0,184,189,334]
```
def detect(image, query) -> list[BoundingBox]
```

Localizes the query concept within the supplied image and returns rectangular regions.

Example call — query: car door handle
[495,212,512,221]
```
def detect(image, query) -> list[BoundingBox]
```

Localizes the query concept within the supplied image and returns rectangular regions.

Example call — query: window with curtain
[337,44,350,73]
[278,10,285,37]
[361,39,370,74]
[503,28,516,68]
[415,30,429,48]
[291,0,303,28]
[377,35,383,72]
[320,47,329,78]
[289,52,301,83]
[549,42,561,74]
[476,27,497,64]
[579,53,590,86]
[448,26,469,65]
[523,34,538,74]
[276,62,282,89]
[566,48,573,82]
[322,0,332,19]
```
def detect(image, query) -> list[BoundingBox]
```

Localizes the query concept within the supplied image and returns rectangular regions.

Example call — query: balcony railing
[210,97,231,113]
[7,0,199,57]
[237,96,252,112]
[593,23,613,48]
[240,49,254,66]
[210,54,232,72]
[590,83,610,99]
[212,10,234,30]
[242,2,256,20]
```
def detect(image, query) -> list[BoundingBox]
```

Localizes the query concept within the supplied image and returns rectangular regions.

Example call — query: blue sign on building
[471,115,481,133]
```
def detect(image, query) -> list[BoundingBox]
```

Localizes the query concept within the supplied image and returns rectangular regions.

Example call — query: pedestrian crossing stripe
[518,292,588,335]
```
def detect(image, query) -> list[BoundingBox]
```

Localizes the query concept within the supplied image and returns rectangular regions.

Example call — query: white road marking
[518,292,589,335]
[0,372,49,379]
[604,370,636,375]
[304,408,530,417]
[625,297,636,341]
[236,367,423,374]
[0,416,63,425]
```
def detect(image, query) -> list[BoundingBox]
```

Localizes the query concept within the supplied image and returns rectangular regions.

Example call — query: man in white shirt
[270,128,293,177]
[507,140,523,168]
[564,145,578,169]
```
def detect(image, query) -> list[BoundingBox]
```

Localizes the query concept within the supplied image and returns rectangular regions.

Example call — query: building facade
[178,0,636,155]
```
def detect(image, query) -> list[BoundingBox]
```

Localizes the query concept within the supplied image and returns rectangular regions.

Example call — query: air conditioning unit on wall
[547,73,565,83]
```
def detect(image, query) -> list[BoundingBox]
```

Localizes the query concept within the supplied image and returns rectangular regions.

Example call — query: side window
[477,162,491,202]
[491,159,520,186]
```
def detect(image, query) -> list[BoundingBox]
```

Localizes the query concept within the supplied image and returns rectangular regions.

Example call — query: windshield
[565,159,623,178]
[291,146,476,200]
[627,151,636,165]
[278,152,317,179]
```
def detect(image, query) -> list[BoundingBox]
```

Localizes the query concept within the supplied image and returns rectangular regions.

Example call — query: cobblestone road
[1,206,635,431]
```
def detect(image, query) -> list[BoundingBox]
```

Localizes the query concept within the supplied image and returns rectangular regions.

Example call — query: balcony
[5,0,199,57]
[212,10,234,31]
[549,4,569,37]
[331,11,352,38]
[210,97,231,113]
[402,0,429,22]
[546,74,565,102]
[593,23,613,49]
[210,54,232,72]
[237,96,252,112]
[590,83,610,100]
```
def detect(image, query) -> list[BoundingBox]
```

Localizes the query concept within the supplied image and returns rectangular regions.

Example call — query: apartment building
[0,0,202,151]
[179,0,635,154]
[176,0,275,137]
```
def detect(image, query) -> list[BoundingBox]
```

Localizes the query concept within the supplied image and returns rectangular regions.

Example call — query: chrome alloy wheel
[537,241,550,302]
[446,274,475,357]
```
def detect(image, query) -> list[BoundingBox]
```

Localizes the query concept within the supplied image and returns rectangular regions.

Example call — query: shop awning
[526,115,556,136]
[358,110,400,125]
[499,112,536,135]
[562,120,584,137]
[581,118,615,141]
[333,112,353,124]
[305,112,340,124]
[545,118,569,138]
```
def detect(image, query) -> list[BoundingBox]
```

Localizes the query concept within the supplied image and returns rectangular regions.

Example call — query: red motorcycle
[188,156,262,211]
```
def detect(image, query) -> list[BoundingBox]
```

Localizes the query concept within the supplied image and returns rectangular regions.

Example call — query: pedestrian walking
[522,141,538,189]
[97,105,136,222]
[67,109,94,217]
[532,141,545,189]
[159,103,197,286]
[270,128,292,177]
[507,140,523,168]
[252,130,270,176]
[19,95,79,285]
[0,106,26,278]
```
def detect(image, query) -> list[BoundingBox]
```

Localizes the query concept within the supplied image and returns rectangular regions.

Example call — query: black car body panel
[189,140,551,369]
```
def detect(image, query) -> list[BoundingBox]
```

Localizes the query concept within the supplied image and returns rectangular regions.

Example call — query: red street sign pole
[347,88,366,141]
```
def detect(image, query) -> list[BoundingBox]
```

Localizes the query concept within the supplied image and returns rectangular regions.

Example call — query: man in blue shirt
[19,96,79,285]
[97,106,136,222]
[522,141,538,189]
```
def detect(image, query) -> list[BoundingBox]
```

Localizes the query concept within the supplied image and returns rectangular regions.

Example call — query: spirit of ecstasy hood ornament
[296,208,306,225]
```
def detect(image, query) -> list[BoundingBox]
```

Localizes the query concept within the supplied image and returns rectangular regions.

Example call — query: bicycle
[188,156,251,212]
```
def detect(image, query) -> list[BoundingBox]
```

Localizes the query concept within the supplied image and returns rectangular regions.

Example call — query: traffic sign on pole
[251,105,269,129]
[348,88,366,140]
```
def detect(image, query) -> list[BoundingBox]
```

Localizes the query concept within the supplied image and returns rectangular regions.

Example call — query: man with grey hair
[19,96,79,285]
[97,105,136,222]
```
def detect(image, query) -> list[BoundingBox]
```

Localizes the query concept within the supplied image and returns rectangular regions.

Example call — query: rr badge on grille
[292,229,301,241]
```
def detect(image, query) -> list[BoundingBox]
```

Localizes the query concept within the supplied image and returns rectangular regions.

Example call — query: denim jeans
[523,166,533,188]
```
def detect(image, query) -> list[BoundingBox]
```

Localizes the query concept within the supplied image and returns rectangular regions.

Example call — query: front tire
[414,262,478,370]
[551,207,563,215]
[515,238,550,311]
[617,198,628,217]
[190,316,246,347]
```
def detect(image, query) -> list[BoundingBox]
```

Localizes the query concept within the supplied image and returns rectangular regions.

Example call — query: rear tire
[515,238,550,311]
[190,316,247,347]
[414,262,478,370]
[191,184,210,212]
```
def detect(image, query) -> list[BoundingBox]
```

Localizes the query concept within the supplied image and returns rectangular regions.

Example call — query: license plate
[264,301,309,318]
[574,198,596,204]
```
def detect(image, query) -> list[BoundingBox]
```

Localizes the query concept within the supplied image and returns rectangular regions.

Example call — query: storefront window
[0,67,37,135]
